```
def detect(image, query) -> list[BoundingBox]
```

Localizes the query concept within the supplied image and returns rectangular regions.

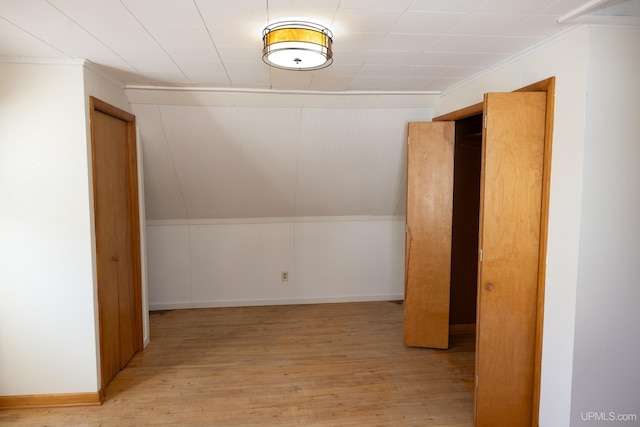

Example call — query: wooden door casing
[404,122,455,349]
[475,92,546,426]
[90,97,142,390]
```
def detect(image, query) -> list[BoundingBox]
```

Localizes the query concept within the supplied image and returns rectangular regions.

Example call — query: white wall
[435,27,591,426]
[0,62,98,395]
[147,217,405,309]
[0,61,141,397]
[135,91,434,313]
[570,27,640,426]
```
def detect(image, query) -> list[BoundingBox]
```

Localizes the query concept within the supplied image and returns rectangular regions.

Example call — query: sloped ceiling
[132,92,434,220]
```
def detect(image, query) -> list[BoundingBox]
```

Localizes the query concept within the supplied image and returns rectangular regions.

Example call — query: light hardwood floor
[0,301,474,426]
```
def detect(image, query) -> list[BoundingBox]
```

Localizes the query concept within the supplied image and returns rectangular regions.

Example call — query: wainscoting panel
[146,217,404,310]
[188,222,296,304]
[146,224,191,308]
[294,219,404,300]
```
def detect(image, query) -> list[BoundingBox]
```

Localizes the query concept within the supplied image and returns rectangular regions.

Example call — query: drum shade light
[262,21,333,71]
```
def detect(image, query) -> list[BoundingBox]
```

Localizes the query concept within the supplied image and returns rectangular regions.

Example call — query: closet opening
[449,114,482,330]
[403,76,555,425]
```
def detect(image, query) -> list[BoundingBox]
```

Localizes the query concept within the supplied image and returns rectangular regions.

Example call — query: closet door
[475,92,546,426]
[91,98,142,389]
[404,122,455,349]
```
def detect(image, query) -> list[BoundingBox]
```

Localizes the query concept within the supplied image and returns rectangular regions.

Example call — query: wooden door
[475,92,546,426]
[91,97,142,389]
[404,122,455,349]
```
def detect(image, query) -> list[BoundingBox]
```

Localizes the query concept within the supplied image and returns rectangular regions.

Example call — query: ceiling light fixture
[262,21,333,71]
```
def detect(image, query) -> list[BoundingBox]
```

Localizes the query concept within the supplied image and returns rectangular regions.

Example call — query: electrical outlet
[281,271,288,282]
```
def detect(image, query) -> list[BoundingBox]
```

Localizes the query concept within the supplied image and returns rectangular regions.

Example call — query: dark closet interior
[449,114,482,326]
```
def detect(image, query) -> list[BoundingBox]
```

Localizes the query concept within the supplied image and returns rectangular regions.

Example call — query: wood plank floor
[0,301,475,426]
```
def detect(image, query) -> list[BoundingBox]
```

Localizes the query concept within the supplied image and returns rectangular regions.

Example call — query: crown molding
[441,25,586,96]
[0,57,85,66]
[82,60,126,90]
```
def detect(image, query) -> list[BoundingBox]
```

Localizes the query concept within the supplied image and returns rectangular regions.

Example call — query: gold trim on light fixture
[262,21,333,71]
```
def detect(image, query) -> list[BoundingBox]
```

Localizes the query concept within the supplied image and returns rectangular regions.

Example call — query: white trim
[556,0,640,26]
[124,84,440,96]
[146,215,406,226]
[0,57,85,66]
[149,294,404,311]
[125,87,440,108]
[136,125,151,349]
[560,16,640,26]
[557,0,609,23]
[82,60,125,90]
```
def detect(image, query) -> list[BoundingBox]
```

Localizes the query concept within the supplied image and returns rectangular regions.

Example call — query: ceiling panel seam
[44,0,139,73]
[193,0,232,87]
[0,13,69,58]
[119,0,191,84]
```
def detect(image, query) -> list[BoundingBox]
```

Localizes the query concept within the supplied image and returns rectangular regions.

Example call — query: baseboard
[149,294,405,311]
[0,390,104,409]
[450,323,476,335]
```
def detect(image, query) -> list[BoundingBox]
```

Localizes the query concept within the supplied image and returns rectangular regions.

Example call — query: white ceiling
[3,0,637,221]
[0,0,614,92]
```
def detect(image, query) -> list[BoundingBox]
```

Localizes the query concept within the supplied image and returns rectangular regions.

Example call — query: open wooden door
[404,122,454,349]
[475,92,546,426]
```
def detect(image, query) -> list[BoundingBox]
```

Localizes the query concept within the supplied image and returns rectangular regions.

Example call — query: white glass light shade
[262,21,333,71]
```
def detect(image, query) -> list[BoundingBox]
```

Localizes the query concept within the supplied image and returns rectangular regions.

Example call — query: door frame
[89,96,143,396]
[433,77,555,426]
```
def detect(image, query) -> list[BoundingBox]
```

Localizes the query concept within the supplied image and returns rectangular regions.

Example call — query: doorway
[449,114,482,328]
[90,97,143,392]
[404,78,555,426]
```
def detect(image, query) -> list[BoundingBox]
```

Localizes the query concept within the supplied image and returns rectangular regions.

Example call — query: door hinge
[479,248,483,262]
[476,375,479,388]
[483,114,487,129]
